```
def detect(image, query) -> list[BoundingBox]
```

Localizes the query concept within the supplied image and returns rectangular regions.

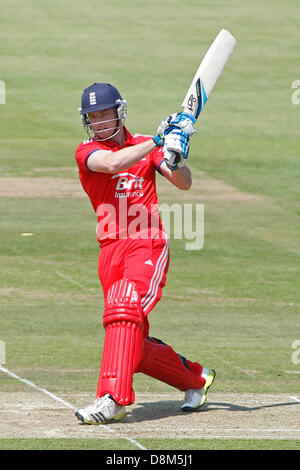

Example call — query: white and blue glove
[156,112,196,170]
[163,128,190,170]
[157,112,196,138]
[152,133,164,147]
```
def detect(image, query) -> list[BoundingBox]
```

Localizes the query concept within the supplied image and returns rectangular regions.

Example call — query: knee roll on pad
[97,279,144,405]
[103,279,144,328]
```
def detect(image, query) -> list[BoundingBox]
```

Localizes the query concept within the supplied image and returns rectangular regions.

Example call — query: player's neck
[111,126,126,148]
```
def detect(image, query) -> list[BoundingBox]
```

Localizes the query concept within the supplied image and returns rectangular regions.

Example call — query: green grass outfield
[0,439,299,451]
[0,0,299,451]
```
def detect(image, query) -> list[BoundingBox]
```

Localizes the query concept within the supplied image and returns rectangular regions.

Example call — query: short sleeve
[75,141,101,173]
[151,147,164,173]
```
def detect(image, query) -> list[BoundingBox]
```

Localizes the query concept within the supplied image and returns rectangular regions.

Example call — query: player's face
[88,108,119,140]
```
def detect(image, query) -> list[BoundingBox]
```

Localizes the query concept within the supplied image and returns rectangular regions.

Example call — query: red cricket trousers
[97,236,206,403]
[98,237,169,338]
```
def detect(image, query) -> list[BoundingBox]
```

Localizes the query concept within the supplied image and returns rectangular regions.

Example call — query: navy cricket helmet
[80,83,124,114]
[79,83,127,140]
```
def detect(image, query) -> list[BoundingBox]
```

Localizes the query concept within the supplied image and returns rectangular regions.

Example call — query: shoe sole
[75,410,127,425]
[181,369,216,412]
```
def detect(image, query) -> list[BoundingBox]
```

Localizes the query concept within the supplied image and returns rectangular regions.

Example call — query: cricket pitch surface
[1,392,299,441]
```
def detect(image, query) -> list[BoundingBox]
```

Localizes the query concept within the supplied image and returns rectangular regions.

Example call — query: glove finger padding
[168,112,197,137]
[157,112,196,138]
[156,113,177,136]
[163,149,185,170]
[163,129,190,170]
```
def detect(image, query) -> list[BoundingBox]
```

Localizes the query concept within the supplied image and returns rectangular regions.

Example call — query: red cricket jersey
[75,128,166,247]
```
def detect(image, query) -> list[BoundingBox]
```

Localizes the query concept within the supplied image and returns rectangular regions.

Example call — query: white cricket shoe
[181,368,216,412]
[75,394,127,424]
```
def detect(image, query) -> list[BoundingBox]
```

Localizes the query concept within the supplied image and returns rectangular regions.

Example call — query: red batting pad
[97,279,144,405]
[135,337,206,391]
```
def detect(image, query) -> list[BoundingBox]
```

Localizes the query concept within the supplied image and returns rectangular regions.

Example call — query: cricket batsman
[74,83,215,424]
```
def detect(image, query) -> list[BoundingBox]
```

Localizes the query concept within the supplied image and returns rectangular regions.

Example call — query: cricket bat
[182,29,237,120]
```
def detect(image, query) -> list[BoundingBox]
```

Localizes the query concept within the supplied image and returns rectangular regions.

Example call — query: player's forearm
[171,166,192,190]
[90,139,157,173]
[160,162,192,190]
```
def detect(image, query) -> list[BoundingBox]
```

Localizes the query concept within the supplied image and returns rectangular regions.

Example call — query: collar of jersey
[92,127,133,150]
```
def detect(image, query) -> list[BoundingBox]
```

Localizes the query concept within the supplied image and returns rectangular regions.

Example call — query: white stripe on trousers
[141,241,169,312]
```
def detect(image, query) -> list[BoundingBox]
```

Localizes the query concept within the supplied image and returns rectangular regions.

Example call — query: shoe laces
[184,388,202,401]
[184,389,194,401]
[85,395,108,411]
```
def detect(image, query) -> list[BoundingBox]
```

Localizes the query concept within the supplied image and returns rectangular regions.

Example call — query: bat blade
[182,29,237,119]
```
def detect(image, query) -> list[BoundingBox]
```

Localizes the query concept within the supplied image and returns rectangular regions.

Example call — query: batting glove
[157,112,196,138]
[163,129,190,170]
[152,133,164,147]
